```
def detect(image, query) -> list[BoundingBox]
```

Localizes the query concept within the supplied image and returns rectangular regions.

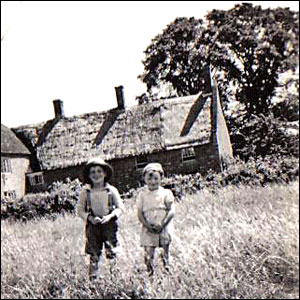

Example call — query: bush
[227,113,299,160]
[1,156,298,221]
[121,155,299,202]
[161,155,299,200]
[1,178,83,222]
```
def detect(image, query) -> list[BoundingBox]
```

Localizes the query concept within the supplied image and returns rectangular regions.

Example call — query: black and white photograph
[1,1,299,299]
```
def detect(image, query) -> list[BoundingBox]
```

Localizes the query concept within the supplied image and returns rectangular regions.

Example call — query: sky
[1,1,299,128]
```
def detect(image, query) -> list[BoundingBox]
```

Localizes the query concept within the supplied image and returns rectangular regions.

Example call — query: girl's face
[89,165,106,184]
[144,171,162,191]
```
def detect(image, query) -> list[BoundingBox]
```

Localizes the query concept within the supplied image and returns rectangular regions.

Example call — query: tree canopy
[138,3,299,118]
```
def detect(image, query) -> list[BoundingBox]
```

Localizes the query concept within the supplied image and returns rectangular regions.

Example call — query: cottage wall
[154,143,220,175]
[111,143,220,191]
[1,155,30,199]
[26,164,86,194]
[26,143,220,194]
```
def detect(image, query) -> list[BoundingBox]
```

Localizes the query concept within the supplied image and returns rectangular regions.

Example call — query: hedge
[1,155,298,221]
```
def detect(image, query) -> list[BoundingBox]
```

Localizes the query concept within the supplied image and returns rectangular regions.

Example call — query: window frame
[135,155,149,170]
[27,172,44,186]
[4,190,16,199]
[1,158,12,173]
[181,147,196,163]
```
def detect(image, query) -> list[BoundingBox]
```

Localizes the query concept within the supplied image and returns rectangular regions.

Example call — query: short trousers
[85,219,118,258]
[140,226,172,247]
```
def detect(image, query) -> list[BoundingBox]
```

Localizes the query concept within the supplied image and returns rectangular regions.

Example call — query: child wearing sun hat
[76,157,124,281]
[136,163,175,276]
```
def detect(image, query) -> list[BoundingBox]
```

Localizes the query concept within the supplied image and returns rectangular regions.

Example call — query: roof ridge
[11,93,202,129]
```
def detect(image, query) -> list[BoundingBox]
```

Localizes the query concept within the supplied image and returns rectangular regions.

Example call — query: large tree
[138,17,207,99]
[138,3,299,118]
[206,3,299,117]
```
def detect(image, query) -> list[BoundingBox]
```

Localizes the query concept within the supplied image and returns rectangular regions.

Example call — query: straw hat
[84,157,113,181]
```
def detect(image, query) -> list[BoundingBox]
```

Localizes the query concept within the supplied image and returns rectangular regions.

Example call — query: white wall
[1,155,30,198]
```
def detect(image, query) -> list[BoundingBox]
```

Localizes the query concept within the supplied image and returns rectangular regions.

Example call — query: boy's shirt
[76,183,123,221]
[88,190,110,217]
[137,186,175,247]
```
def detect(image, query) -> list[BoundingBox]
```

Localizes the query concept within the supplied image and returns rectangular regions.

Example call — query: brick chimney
[115,86,125,110]
[53,99,64,118]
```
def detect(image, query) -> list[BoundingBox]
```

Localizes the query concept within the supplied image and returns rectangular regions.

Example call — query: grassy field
[1,181,299,299]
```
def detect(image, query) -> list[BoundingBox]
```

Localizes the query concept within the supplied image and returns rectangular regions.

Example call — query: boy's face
[89,165,106,184]
[144,171,162,191]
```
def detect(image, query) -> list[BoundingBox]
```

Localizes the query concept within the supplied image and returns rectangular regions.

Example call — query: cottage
[1,124,31,199]
[13,74,233,193]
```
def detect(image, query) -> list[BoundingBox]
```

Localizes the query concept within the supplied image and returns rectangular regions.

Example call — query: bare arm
[101,186,124,224]
[109,186,124,218]
[137,208,150,228]
[161,190,175,229]
[110,208,122,219]
[162,202,175,229]
[76,189,89,221]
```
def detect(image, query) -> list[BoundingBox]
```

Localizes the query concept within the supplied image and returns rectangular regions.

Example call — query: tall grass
[1,182,299,299]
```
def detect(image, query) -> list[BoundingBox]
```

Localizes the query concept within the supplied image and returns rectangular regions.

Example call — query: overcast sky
[1,1,299,128]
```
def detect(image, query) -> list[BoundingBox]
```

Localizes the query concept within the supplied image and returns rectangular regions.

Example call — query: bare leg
[144,246,156,276]
[161,244,170,272]
[105,240,117,260]
[89,253,101,281]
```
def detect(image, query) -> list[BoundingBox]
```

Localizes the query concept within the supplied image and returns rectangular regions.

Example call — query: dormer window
[181,147,196,162]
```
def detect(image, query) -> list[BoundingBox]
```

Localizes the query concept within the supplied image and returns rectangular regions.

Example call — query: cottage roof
[1,124,31,155]
[12,93,212,170]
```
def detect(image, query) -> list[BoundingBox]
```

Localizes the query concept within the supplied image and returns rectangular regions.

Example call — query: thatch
[12,93,212,170]
[1,124,30,155]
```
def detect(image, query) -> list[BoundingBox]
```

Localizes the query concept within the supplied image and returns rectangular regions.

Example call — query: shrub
[1,178,83,222]
[122,155,299,201]
[227,113,299,160]
[1,156,298,221]
[162,155,299,200]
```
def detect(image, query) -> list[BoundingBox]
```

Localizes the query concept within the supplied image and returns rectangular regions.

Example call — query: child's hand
[94,216,103,224]
[88,215,102,225]
[148,224,162,234]
[100,214,112,224]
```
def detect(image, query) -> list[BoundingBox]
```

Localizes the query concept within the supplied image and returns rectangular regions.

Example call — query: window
[4,190,16,199]
[1,158,12,173]
[27,172,44,186]
[136,155,149,169]
[181,147,196,162]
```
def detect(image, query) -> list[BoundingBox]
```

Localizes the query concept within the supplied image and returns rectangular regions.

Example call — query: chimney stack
[53,99,64,118]
[115,86,125,110]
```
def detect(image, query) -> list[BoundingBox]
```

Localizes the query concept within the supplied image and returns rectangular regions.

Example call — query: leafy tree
[272,72,299,121]
[138,17,207,99]
[138,3,299,119]
[206,3,299,117]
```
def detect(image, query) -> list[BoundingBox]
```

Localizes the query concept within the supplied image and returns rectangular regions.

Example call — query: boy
[76,157,124,281]
[136,163,175,276]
